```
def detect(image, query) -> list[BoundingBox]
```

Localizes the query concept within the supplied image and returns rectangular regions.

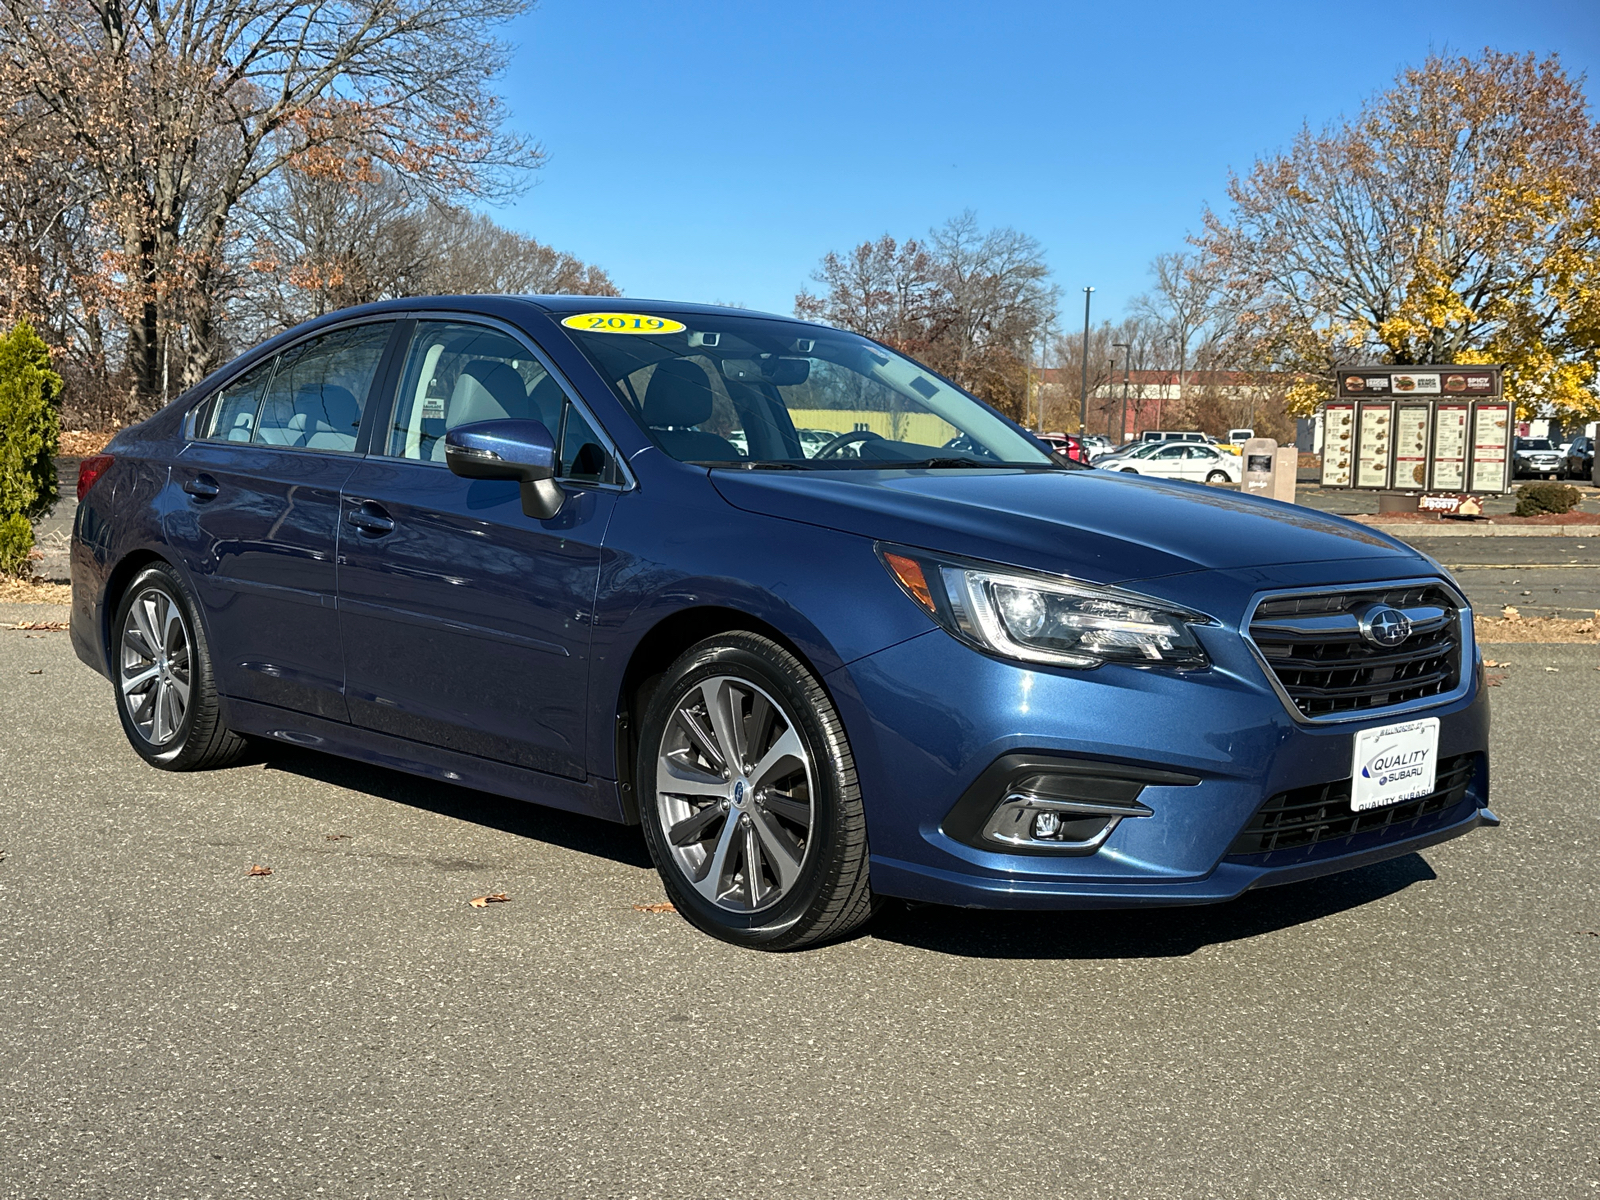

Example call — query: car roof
[521,295,793,321]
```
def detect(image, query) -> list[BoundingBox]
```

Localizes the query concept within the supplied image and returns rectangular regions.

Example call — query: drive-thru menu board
[1325,365,1508,492]
[1320,403,1355,486]
[1431,403,1469,491]
[1394,404,1430,488]
[1470,402,1511,492]
[1356,402,1392,488]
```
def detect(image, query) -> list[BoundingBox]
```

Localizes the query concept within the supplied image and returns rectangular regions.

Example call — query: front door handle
[182,475,220,501]
[346,503,395,537]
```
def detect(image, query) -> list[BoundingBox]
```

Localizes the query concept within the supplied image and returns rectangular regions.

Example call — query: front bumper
[826,569,1491,909]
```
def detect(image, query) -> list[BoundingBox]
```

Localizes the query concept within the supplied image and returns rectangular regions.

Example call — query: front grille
[1248,584,1463,719]
[1227,753,1477,857]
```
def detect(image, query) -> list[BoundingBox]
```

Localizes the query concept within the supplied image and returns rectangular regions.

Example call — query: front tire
[112,563,249,771]
[637,632,875,950]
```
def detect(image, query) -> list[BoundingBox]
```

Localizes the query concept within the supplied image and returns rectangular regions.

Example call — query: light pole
[1112,341,1130,444]
[1078,286,1094,436]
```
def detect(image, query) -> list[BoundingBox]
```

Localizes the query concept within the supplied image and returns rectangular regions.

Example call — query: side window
[253,323,390,451]
[201,358,275,442]
[387,321,558,461]
[1157,445,1187,459]
[559,401,610,482]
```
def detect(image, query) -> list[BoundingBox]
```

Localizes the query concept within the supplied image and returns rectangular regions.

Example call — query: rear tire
[111,563,250,771]
[637,632,876,950]
[1206,470,1231,484]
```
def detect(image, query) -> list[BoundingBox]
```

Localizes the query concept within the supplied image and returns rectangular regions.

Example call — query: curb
[1349,522,1599,538]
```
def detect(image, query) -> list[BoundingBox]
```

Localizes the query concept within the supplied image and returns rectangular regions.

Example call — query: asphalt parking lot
[2,629,1597,1199]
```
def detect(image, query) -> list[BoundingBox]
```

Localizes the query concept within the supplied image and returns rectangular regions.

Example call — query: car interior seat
[432,360,534,461]
[643,360,740,460]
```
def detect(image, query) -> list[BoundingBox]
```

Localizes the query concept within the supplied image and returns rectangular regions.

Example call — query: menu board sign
[1430,403,1469,490]
[1356,402,1393,488]
[1337,366,1499,398]
[1321,402,1355,486]
[1393,404,1431,488]
[1470,402,1511,492]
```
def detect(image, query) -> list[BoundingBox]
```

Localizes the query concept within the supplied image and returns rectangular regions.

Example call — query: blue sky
[491,0,1600,327]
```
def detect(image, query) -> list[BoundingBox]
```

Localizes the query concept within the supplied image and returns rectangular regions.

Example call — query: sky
[489,0,1600,327]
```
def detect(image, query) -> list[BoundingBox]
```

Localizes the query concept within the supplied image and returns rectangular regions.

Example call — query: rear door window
[201,359,275,442]
[254,323,391,451]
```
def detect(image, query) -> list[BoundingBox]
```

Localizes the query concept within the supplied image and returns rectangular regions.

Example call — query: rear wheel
[1120,467,1138,473]
[1206,470,1231,484]
[637,632,875,950]
[112,563,249,771]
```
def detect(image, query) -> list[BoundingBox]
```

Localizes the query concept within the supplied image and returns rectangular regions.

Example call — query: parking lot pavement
[2,630,1597,1200]
[1410,536,1600,618]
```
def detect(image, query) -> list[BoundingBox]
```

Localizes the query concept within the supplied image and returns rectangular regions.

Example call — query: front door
[168,321,394,720]
[336,319,619,779]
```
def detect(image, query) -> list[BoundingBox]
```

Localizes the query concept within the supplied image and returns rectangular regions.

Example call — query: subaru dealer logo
[1361,605,1412,647]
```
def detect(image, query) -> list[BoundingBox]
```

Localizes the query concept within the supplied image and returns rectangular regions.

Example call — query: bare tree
[796,212,1057,419]
[232,166,618,345]
[0,0,539,409]
[794,235,936,347]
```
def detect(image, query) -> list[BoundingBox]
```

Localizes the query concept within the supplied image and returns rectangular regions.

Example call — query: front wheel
[112,563,250,770]
[637,632,875,950]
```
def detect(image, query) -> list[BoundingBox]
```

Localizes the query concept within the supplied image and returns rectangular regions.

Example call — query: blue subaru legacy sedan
[70,297,1495,949]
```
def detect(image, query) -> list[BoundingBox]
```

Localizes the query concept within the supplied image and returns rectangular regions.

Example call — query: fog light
[979,774,1156,853]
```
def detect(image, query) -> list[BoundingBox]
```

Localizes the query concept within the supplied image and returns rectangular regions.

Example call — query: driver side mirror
[444,419,565,520]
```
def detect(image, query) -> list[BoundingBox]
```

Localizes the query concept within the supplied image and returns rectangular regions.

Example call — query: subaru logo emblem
[1360,605,1412,647]
[733,780,745,804]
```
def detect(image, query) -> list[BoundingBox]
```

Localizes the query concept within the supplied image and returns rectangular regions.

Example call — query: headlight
[877,543,1212,670]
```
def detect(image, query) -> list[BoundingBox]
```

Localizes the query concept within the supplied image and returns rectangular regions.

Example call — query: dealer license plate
[1350,718,1440,812]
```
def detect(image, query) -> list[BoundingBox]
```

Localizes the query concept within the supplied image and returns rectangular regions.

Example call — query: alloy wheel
[654,675,815,913]
[120,587,192,746]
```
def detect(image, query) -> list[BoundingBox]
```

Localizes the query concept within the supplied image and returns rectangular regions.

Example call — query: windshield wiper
[893,457,990,469]
[701,459,815,470]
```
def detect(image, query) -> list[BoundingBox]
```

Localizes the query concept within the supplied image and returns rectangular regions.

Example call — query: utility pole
[1112,341,1130,445]
[1078,286,1094,436]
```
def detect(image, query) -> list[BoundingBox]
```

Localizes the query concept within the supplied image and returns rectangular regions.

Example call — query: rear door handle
[346,503,395,536]
[182,475,220,500]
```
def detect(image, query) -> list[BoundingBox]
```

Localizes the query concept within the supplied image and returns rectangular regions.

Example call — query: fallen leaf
[1544,666,1560,672]
[26,669,41,675]
[246,864,273,877]
[324,833,350,841]
[1483,658,1502,667]
[1501,605,1521,620]
[1485,673,1506,687]
[468,893,510,908]
[632,902,676,914]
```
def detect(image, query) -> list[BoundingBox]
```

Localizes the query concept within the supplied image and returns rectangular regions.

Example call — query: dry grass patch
[1476,609,1600,643]
[57,428,117,457]
[0,577,71,604]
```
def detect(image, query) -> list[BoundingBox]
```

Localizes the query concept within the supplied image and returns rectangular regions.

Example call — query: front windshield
[556,311,1053,468]
[1518,439,1552,450]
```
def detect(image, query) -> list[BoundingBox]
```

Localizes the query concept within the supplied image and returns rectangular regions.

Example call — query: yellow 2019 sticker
[561,312,686,335]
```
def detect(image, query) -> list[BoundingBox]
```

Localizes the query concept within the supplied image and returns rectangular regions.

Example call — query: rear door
[335,318,623,779]
[168,320,396,720]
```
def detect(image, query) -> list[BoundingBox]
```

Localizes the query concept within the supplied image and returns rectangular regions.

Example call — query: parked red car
[1038,432,1086,464]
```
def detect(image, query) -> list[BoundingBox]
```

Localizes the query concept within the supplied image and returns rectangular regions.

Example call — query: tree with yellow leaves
[1201,50,1600,419]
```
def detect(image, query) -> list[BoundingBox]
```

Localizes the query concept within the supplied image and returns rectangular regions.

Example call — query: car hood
[710,467,1422,585]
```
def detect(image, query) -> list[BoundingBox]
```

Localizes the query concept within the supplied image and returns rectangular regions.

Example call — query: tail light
[77,454,114,501]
